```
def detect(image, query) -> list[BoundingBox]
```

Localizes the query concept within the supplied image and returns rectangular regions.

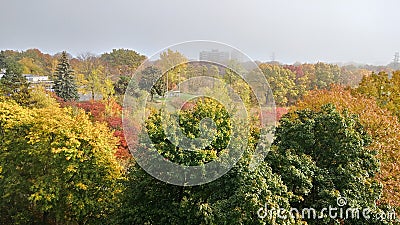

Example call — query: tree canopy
[53,51,79,101]
[0,100,124,224]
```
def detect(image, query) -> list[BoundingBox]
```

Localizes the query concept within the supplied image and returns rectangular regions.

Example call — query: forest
[1,48,400,224]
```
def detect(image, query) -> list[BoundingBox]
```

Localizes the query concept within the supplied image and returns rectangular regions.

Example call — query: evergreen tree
[53,51,78,101]
[0,60,31,105]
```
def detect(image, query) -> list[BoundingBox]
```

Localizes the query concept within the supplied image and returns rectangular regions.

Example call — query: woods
[0,48,400,224]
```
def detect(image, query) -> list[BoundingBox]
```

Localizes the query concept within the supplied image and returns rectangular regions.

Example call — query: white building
[23,74,54,91]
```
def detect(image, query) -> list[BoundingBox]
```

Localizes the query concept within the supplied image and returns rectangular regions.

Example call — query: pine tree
[53,51,78,101]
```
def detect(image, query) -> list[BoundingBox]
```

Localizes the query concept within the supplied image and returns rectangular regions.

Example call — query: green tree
[114,76,131,95]
[0,52,5,69]
[100,48,146,77]
[295,85,400,208]
[53,51,79,101]
[119,98,297,225]
[311,62,340,89]
[267,104,383,224]
[138,66,166,101]
[0,61,31,105]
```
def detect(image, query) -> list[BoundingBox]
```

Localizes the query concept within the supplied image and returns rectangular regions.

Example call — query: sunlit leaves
[0,100,123,224]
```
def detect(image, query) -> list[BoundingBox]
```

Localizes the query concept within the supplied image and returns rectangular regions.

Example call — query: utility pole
[393,52,399,69]
[271,52,276,62]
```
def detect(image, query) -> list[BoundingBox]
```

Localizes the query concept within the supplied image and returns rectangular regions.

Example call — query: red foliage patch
[58,98,131,160]
[276,107,289,120]
[259,107,289,123]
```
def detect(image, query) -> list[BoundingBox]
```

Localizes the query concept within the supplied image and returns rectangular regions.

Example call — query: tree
[138,66,166,101]
[268,104,384,224]
[114,76,130,95]
[18,57,45,75]
[0,100,123,224]
[259,64,298,106]
[311,62,340,89]
[356,71,400,119]
[119,98,297,225]
[295,85,400,208]
[339,66,370,87]
[20,49,55,76]
[74,52,105,101]
[100,48,146,77]
[53,51,79,101]
[283,65,309,102]
[0,60,31,105]
[101,78,115,101]
[0,52,5,69]
[156,49,188,90]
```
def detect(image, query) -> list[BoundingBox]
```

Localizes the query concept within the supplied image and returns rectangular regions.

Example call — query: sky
[0,0,399,65]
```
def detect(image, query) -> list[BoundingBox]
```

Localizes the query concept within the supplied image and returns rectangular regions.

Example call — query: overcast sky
[0,0,399,64]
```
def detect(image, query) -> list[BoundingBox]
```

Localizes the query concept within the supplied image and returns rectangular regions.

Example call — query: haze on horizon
[0,0,399,65]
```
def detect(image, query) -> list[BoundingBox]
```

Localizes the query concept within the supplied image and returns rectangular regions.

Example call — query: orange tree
[293,85,400,208]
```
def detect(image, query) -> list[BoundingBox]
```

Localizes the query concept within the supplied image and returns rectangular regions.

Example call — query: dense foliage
[268,104,383,224]
[1,47,400,224]
[294,86,400,208]
[0,99,123,224]
[119,98,297,225]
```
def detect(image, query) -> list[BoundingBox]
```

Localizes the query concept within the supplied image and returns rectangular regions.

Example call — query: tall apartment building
[199,49,230,63]
[199,49,245,63]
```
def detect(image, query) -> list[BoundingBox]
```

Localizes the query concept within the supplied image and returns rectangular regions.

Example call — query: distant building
[199,49,230,63]
[23,74,54,91]
[199,49,246,63]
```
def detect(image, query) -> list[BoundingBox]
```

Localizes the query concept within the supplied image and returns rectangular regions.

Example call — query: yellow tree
[156,49,188,90]
[75,53,107,101]
[259,64,298,106]
[18,57,45,75]
[357,70,400,119]
[0,100,123,224]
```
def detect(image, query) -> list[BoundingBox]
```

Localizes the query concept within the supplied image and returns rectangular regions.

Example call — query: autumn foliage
[60,99,131,160]
[293,85,400,207]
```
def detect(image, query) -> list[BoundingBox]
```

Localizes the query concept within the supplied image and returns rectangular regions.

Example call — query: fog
[0,0,399,64]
